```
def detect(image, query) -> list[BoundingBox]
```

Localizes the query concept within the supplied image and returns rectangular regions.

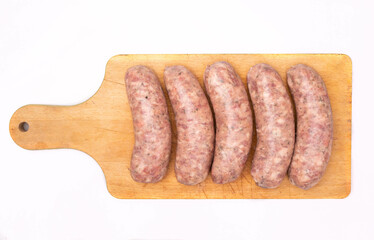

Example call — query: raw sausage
[204,61,252,184]
[204,62,252,184]
[247,63,295,188]
[164,66,215,185]
[125,65,172,183]
[287,64,333,190]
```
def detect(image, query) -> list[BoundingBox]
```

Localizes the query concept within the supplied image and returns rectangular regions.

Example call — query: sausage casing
[164,66,215,185]
[125,65,172,183]
[204,61,253,184]
[247,63,295,188]
[287,64,333,190]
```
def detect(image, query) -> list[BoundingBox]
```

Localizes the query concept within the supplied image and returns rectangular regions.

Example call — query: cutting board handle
[9,104,86,150]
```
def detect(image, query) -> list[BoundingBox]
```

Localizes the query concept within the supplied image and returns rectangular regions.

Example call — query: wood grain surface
[9,54,352,199]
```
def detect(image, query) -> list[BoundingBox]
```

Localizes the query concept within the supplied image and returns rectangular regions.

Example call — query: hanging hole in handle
[19,122,29,132]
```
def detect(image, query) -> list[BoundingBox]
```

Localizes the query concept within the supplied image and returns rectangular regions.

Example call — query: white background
[0,0,373,239]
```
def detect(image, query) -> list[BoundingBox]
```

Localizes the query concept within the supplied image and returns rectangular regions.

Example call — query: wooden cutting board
[9,54,352,199]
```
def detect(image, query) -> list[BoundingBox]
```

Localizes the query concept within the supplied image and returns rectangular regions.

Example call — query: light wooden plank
[9,54,352,199]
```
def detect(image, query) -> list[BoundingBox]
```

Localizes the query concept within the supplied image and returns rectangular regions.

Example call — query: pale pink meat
[247,63,295,188]
[287,64,333,190]
[125,65,172,183]
[164,66,215,185]
[204,61,253,184]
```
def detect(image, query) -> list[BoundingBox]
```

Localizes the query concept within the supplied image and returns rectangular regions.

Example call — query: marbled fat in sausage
[204,61,253,184]
[247,63,295,188]
[287,64,333,190]
[164,66,215,185]
[125,65,172,183]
